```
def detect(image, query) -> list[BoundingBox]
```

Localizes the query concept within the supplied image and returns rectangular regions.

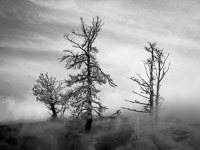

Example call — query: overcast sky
[0,0,200,122]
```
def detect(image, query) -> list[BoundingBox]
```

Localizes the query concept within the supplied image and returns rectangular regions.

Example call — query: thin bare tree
[122,42,170,122]
[154,47,170,122]
[60,17,116,132]
[122,43,156,117]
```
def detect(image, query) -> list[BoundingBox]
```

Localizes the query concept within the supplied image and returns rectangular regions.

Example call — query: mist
[1,0,200,122]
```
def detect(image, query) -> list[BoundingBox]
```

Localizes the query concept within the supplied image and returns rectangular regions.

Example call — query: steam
[0,96,48,123]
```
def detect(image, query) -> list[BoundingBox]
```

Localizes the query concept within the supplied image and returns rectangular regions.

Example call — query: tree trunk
[155,62,161,123]
[85,119,92,132]
[51,103,57,119]
[155,84,160,123]
[149,50,154,119]
[85,49,93,132]
[85,104,93,132]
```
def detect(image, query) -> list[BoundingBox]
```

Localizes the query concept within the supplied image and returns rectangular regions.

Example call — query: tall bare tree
[122,43,156,117]
[144,43,156,116]
[60,17,116,132]
[32,73,67,119]
[122,42,170,122]
[154,47,170,122]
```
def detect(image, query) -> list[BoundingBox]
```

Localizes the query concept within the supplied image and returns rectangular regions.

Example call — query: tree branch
[121,107,149,113]
[132,91,149,99]
[125,99,149,106]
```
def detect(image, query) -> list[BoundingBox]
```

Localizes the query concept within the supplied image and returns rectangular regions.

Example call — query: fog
[0,0,200,122]
[0,96,48,123]
[1,112,200,150]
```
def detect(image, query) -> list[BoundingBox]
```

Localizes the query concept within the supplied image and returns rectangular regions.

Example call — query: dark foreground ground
[0,116,200,150]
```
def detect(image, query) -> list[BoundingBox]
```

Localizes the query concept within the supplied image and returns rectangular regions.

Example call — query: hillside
[0,116,200,150]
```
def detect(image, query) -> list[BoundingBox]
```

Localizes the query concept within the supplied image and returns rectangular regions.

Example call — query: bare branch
[160,54,169,70]
[125,99,149,106]
[132,91,149,99]
[144,63,150,79]
[121,107,149,113]
[64,34,87,54]
[160,63,170,81]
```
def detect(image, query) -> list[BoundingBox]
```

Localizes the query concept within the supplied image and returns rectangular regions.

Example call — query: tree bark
[155,86,159,123]
[155,61,161,123]
[149,50,154,118]
[155,75,159,123]
[85,47,93,132]
[51,103,57,119]
[85,109,92,132]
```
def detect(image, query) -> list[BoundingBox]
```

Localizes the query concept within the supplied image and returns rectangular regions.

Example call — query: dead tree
[122,42,170,122]
[154,48,170,122]
[60,17,116,132]
[145,43,156,116]
[122,43,156,117]
[32,73,67,119]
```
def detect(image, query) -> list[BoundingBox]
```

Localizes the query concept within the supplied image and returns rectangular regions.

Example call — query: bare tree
[122,43,156,117]
[147,43,156,116]
[32,73,67,119]
[60,17,116,132]
[154,47,170,122]
[122,42,170,122]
